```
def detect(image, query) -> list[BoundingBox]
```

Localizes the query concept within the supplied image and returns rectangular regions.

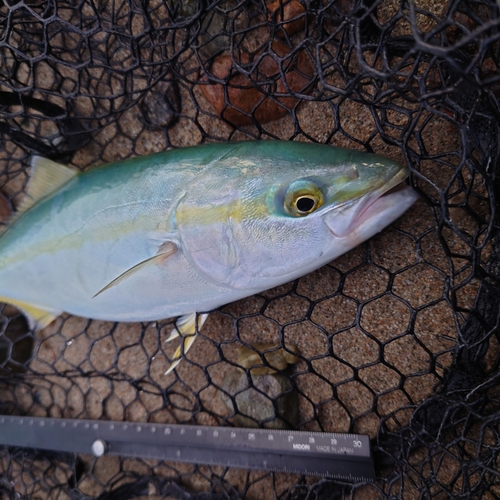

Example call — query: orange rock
[200,40,314,126]
[0,192,11,224]
[267,0,306,36]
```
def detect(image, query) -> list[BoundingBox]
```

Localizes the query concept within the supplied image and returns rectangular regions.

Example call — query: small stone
[141,82,179,129]
[179,0,197,18]
[200,40,314,126]
[267,0,306,36]
[221,369,299,429]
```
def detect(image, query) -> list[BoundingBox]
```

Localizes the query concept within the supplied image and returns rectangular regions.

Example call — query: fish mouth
[322,169,417,238]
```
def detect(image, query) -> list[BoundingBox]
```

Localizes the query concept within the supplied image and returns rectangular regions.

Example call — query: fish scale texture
[0,0,499,499]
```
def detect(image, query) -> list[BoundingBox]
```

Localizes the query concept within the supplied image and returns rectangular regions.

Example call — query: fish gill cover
[0,0,499,499]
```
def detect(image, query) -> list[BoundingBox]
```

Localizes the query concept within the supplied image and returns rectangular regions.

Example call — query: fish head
[176,145,418,291]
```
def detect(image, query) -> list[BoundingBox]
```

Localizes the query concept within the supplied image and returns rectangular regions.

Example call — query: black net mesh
[1,0,500,498]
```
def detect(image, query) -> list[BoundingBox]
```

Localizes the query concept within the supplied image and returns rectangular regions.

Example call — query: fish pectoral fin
[92,242,178,298]
[164,312,208,375]
[0,297,60,331]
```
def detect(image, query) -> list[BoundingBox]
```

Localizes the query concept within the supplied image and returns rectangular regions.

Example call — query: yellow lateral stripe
[176,197,269,227]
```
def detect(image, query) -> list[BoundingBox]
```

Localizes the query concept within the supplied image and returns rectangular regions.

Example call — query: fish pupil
[296,196,316,213]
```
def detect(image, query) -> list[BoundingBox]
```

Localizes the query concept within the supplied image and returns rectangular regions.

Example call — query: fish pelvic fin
[165,312,209,343]
[164,312,208,375]
[93,241,178,298]
[0,296,60,331]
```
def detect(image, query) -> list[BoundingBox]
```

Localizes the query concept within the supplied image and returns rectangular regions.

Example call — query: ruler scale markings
[0,415,374,481]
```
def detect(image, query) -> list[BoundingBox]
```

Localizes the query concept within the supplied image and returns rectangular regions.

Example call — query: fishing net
[0,0,499,498]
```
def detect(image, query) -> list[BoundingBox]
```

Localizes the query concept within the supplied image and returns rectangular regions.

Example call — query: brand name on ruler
[292,443,310,451]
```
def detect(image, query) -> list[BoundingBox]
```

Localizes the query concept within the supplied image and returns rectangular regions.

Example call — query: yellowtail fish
[0,141,418,372]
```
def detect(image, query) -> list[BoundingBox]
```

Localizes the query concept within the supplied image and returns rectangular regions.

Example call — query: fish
[0,140,418,373]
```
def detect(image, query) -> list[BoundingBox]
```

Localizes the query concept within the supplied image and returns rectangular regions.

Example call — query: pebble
[267,0,306,36]
[220,342,300,428]
[140,82,180,129]
[200,40,314,126]
[221,370,299,429]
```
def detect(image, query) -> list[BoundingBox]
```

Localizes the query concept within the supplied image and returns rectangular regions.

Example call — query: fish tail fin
[0,296,60,331]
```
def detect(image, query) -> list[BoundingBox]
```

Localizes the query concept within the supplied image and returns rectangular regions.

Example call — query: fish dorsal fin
[15,156,78,218]
[0,157,77,235]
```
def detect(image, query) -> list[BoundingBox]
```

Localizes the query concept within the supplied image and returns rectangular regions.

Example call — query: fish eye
[294,195,318,214]
[284,180,324,217]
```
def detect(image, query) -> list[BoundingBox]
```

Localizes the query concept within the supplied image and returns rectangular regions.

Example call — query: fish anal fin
[93,241,178,298]
[0,296,59,331]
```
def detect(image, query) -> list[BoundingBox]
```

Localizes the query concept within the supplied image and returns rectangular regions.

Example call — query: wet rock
[200,40,314,126]
[199,9,230,56]
[178,0,198,18]
[221,369,299,429]
[267,0,306,36]
[221,342,300,428]
[140,82,180,129]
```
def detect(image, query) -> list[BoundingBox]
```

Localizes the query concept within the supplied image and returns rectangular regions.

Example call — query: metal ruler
[0,415,375,481]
